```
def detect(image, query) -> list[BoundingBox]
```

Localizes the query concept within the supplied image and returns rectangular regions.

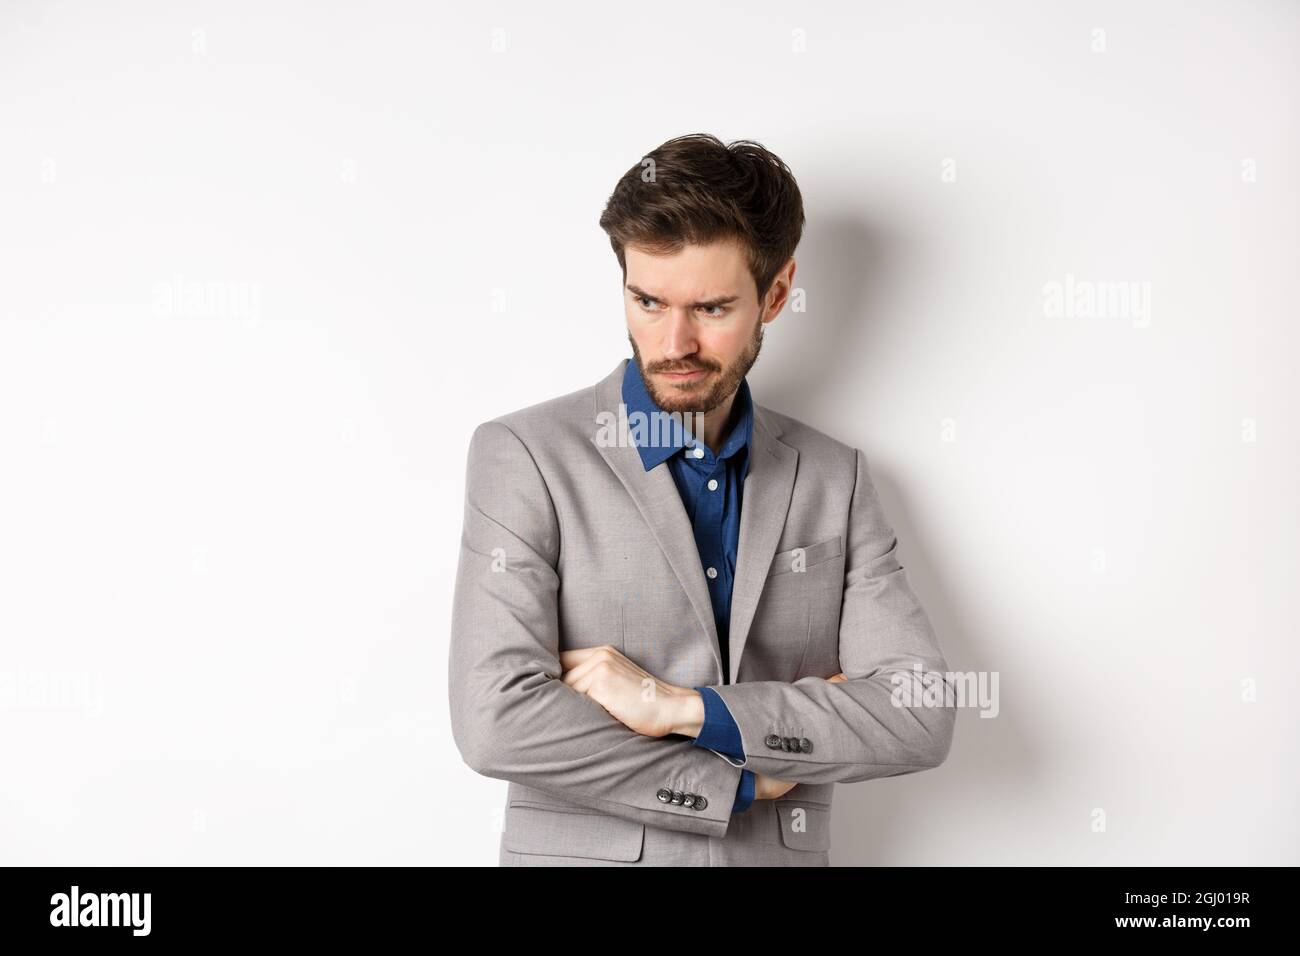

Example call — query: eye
[635,295,658,310]
[698,305,727,317]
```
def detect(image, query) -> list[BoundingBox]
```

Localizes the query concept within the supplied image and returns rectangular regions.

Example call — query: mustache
[649,361,718,373]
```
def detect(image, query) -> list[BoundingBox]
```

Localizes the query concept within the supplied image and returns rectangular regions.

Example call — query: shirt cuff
[732,769,756,813]
[691,686,745,759]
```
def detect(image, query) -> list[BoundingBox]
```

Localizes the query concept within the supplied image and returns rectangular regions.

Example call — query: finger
[559,644,623,671]
[561,653,608,693]
[561,659,592,690]
[559,647,599,668]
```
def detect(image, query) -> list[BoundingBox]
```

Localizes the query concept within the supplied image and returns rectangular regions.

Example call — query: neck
[697,391,738,455]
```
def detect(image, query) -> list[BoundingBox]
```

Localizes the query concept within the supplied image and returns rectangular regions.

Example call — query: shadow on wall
[754,211,1040,865]
[756,212,892,419]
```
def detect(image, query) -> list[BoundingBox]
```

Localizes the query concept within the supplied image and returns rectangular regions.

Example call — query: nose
[660,307,698,362]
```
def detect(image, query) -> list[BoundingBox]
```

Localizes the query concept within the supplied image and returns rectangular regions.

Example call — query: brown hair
[598,133,805,301]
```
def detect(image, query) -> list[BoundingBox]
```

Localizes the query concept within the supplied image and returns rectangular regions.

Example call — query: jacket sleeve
[705,447,957,784]
[691,686,755,812]
[448,420,744,839]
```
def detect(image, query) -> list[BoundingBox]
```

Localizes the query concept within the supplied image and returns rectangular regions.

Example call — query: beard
[629,313,765,415]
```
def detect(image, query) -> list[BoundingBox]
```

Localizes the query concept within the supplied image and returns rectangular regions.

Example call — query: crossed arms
[448,420,956,840]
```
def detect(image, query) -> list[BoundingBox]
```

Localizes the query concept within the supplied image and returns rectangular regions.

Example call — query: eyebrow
[626,284,740,310]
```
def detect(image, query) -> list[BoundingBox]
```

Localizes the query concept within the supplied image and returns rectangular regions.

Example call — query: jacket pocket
[773,798,833,852]
[503,802,646,862]
[768,536,843,577]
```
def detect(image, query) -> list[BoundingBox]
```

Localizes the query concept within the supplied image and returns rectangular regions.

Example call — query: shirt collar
[620,358,754,474]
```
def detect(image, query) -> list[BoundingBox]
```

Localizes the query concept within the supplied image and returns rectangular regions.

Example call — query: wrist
[666,687,705,737]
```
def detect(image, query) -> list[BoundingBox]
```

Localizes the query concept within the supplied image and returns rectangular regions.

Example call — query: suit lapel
[590,360,798,686]
[592,361,723,680]
[727,405,797,683]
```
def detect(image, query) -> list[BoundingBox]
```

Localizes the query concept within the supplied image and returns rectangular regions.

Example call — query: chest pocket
[742,536,845,679]
[768,535,843,576]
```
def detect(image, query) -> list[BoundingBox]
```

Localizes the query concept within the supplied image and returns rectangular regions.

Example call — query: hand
[754,773,798,800]
[559,645,699,738]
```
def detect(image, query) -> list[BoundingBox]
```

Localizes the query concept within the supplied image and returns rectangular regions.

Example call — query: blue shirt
[622,359,755,812]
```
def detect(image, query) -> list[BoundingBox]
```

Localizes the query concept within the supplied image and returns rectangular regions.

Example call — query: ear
[764,257,797,317]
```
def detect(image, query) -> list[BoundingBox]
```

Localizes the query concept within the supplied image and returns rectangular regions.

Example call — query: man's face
[623,238,776,415]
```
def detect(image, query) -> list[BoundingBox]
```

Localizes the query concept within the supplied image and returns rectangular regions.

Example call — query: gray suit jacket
[449,359,955,866]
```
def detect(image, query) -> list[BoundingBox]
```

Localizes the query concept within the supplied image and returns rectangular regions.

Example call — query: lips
[657,368,708,381]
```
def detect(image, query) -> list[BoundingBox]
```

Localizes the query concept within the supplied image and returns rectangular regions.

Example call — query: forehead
[624,239,751,300]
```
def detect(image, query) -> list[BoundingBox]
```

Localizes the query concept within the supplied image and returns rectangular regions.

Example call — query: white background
[1,0,1296,865]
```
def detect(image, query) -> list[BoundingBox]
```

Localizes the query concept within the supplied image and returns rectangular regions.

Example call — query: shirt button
[707,479,718,491]
[692,447,705,458]
[706,567,718,579]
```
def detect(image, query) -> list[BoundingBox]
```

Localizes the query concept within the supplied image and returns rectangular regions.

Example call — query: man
[449,133,955,866]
